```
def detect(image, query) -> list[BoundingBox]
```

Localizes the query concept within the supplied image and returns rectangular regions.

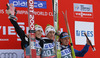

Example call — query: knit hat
[45,24,55,36]
[35,24,43,32]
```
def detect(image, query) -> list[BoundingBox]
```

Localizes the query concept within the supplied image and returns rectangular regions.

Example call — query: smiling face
[60,37,70,46]
[35,30,42,38]
[47,31,55,40]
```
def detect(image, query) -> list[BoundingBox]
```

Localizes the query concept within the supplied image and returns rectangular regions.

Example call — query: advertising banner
[75,21,94,45]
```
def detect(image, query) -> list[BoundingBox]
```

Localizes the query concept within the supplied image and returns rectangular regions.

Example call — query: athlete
[59,32,90,58]
[6,3,43,58]
[39,25,56,58]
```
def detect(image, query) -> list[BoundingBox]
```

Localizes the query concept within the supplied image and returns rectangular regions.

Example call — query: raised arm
[6,3,29,49]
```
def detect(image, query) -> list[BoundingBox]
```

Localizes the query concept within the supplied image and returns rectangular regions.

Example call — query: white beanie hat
[45,25,55,36]
[35,24,43,32]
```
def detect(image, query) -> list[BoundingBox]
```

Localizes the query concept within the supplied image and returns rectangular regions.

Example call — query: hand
[6,9,11,15]
[6,3,15,15]
[86,39,91,45]
[56,30,60,36]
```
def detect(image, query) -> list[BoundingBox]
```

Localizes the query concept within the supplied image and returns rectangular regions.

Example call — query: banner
[0,49,24,58]
[75,21,94,45]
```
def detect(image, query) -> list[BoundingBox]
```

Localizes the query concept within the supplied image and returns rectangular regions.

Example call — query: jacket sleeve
[9,19,29,49]
[74,44,90,57]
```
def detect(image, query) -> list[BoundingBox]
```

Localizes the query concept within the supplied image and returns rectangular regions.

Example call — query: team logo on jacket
[61,48,72,58]
[41,43,55,57]
[44,43,54,49]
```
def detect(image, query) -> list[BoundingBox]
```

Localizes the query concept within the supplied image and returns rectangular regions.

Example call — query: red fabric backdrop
[0,0,100,58]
